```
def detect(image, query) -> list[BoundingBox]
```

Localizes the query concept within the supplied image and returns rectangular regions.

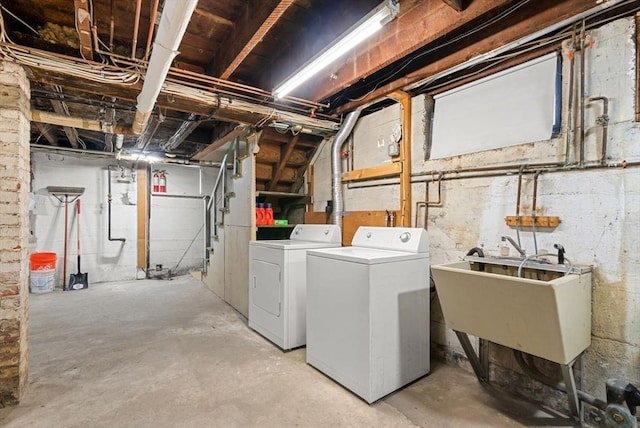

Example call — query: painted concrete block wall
[149,164,217,274]
[310,17,639,413]
[32,153,218,283]
[203,153,253,317]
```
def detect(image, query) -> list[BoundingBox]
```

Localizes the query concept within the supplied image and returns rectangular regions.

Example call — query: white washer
[306,226,430,403]
[249,224,341,350]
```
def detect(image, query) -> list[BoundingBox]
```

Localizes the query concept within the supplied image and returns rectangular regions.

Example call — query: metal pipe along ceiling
[132,0,199,135]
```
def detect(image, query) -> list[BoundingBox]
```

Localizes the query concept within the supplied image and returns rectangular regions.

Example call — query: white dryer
[306,226,430,403]
[249,224,341,350]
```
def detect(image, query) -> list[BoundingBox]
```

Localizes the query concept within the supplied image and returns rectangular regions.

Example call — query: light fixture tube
[273,0,398,99]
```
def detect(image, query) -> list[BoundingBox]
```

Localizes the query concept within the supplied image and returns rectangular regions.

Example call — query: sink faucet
[501,236,526,257]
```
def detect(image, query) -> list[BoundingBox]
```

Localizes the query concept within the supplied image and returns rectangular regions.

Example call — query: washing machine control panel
[352,227,428,253]
[290,224,341,243]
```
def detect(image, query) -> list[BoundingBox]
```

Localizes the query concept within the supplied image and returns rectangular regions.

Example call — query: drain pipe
[107,165,126,242]
[588,96,609,165]
[331,109,362,228]
[132,0,199,135]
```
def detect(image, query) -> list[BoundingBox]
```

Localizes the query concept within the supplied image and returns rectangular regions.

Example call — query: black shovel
[69,199,88,290]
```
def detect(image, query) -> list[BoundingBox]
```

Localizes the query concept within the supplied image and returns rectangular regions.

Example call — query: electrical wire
[0,3,39,36]
[0,8,140,85]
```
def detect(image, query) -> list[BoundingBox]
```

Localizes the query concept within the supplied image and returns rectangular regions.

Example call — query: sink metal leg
[454,331,489,383]
[561,362,580,421]
[479,338,489,379]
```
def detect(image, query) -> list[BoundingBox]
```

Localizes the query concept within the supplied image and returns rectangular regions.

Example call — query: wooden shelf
[257,191,308,199]
[505,216,561,228]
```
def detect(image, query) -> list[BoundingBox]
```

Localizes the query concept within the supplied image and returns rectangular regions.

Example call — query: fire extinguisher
[152,170,159,193]
[158,170,167,193]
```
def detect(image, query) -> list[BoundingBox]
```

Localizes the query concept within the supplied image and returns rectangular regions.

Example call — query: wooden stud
[307,165,314,211]
[388,90,412,227]
[137,165,149,270]
[341,162,402,182]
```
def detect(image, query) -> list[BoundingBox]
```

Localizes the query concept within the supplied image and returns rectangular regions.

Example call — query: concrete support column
[0,61,30,405]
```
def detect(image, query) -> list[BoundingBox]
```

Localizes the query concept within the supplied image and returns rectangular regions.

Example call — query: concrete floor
[0,275,576,427]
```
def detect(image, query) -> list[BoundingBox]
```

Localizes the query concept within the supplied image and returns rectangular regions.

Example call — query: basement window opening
[430,52,562,159]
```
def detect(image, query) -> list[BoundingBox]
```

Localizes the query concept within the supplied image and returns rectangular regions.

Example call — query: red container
[256,203,266,226]
[30,252,57,271]
[265,203,274,226]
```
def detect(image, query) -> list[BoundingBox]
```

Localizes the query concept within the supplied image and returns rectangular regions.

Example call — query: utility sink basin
[431,257,592,364]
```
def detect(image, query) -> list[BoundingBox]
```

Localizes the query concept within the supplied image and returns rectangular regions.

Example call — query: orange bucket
[30,252,57,271]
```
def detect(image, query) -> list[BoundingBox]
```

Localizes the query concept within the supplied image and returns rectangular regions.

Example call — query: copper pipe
[579,20,586,166]
[588,96,609,165]
[144,0,160,60]
[131,0,143,59]
[92,50,330,110]
[415,173,443,228]
[565,23,577,165]
[516,167,523,222]
[4,39,329,114]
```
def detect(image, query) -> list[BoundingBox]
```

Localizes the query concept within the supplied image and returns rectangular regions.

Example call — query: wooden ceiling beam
[304,0,514,102]
[49,96,80,148]
[207,0,282,79]
[191,126,250,161]
[442,0,467,12]
[335,0,610,114]
[268,134,300,191]
[28,69,263,123]
[74,0,93,60]
[192,8,235,28]
[34,122,59,146]
[218,0,296,80]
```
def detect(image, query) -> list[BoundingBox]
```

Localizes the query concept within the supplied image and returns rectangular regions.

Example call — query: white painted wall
[203,148,254,317]
[149,164,217,274]
[311,17,639,408]
[32,152,218,285]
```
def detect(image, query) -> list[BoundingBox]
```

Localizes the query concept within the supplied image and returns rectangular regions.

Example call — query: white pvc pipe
[132,0,199,134]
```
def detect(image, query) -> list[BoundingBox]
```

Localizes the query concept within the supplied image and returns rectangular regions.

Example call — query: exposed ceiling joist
[74,0,93,60]
[191,126,250,161]
[305,0,514,102]
[268,134,300,191]
[192,7,235,28]
[335,0,618,113]
[50,98,80,148]
[442,0,467,12]
[34,123,59,146]
[218,0,296,80]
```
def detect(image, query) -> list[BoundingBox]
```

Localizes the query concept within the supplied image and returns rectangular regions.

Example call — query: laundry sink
[431,257,592,365]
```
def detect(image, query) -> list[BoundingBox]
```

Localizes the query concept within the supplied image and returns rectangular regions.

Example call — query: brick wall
[0,61,30,405]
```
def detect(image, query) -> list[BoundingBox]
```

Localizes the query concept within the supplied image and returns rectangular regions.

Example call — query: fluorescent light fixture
[273,0,399,99]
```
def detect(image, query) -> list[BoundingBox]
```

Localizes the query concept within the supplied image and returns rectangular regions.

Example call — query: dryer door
[251,260,281,316]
